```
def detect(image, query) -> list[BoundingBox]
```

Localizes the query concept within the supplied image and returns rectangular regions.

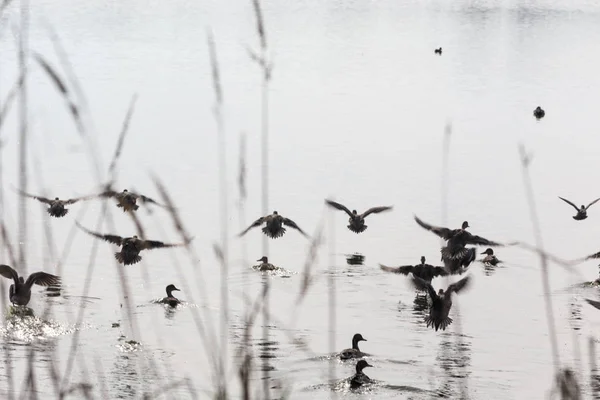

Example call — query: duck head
[352,333,366,349]
[257,256,269,263]
[166,284,180,297]
[54,197,59,201]
[481,248,494,255]
[461,221,469,229]
[420,256,426,264]
[438,288,445,296]
[356,359,373,373]
[352,210,358,215]
[272,210,278,215]
[123,189,128,193]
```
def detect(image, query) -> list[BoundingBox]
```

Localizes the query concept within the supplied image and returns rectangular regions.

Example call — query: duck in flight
[96,189,166,212]
[15,189,93,218]
[325,199,392,233]
[380,256,448,283]
[0,264,61,306]
[339,333,368,360]
[350,360,374,389]
[414,216,502,264]
[411,274,471,331]
[558,196,600,220]
[239,211,308,239]
[159,284,181,307]
[533,106,545,119]
[76,222,191,265]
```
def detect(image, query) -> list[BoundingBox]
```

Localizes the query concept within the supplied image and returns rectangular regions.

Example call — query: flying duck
[239,211,308,239]
[325,199,392,233]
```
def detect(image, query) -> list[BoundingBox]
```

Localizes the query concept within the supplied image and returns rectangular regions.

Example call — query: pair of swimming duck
[338,333,373,388]
[16,188,168,218]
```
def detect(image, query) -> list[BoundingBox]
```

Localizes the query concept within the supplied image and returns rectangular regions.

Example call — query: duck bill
[480,251,486,255]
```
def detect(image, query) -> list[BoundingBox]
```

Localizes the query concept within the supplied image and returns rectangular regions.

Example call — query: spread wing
[360,206,393,218]
[585,298,600,311]
[447,275,471,295]
[97,190,120,199]
[76,222,124,245]
[586,197,600,210]
[139,239,185,250]
[136,193,166,207]
[63,195,95,204]
[411,275,437,299]
[25,272,61,289]
[238,216,266,237]
[464,233,503,247]
[558,196,580,212]
[414,215,454,240]
[586,251,600,260]
[432,266,449,277]
[325,199,354,217]
[0,264,19,286]
[283,217,309,237]
[15,189,53,204]
[379,264,414,275]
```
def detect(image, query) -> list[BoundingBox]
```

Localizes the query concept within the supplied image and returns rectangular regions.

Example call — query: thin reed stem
[17,0,29,274]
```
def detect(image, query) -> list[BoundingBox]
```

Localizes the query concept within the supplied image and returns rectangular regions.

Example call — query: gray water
[1,0,600,398]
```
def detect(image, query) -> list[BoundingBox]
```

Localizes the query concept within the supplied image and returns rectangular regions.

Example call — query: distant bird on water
[325,199,392,233]
[558,196,600,220]
[434,47,442,55]
[239,211,308,239]
[76,222,191,265]
[96,188,166,212]
[160,284,181,307]
[411,274,471,331]
[349,360,374,389]
[480,248,501,266]
[255,256,277,271]
[380,256,448,283]
[0,264,61,306]
[15,189,93,218]
[533,106,545,119]
[413,216,503,268]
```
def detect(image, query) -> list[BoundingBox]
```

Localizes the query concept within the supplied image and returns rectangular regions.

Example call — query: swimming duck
[76,222,191,265]
[380,256,448,283]
[411,274,471,331]
[339,333,367,360]
[350,359,373,389]
[255,256,277,271]
[97,189,166,212]
[480,248,501,266]
[533,106,545,119]
[160,284,181,307]
[0,264,61,306]
[558,196,600,221]
[434,47,442,55]
[238,211,308,239]
[414,216,502,263]
[15,189,93,218]
[325,200,393,233]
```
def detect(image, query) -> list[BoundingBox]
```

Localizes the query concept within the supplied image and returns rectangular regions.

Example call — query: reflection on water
[346,253,365,266]
[436,335,472,398]
[569,298,582,331]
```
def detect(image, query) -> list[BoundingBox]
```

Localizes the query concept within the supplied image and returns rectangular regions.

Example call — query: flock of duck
[2,97,599,390]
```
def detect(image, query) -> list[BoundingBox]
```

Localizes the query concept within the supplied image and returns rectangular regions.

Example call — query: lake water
[1,0,600,398]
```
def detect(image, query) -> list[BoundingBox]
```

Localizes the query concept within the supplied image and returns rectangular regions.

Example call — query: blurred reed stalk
[518,144,560,370]
[327,207,336,397]
[17,0,29,274]
[249,0,272,397]
[207,29,229,398]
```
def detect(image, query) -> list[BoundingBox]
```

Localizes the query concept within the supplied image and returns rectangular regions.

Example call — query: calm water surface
[1,0,600,398]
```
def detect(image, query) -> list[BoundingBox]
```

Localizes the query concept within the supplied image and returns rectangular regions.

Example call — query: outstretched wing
[558,196,580,212]
[15,189,53,204]
[140,239,186,250]
[464,233,503,247]
[586,251,600,260]
[136,193,166,207]
[283,217,309,237]
[0,264,19,286]
[411,275,437,299]
[76,222,124,245]
[414,215,454,240]
[63,195,96,204]
[379,264,413,275]
[586,197,600,210]
[97,190,120,199]
[585,298,600,311]
[25,272,61,289]
[432,266,449,277]
[325,199,354,218]
[360,206,393,218]
[238,216,266,237]
[447,275,471,295]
